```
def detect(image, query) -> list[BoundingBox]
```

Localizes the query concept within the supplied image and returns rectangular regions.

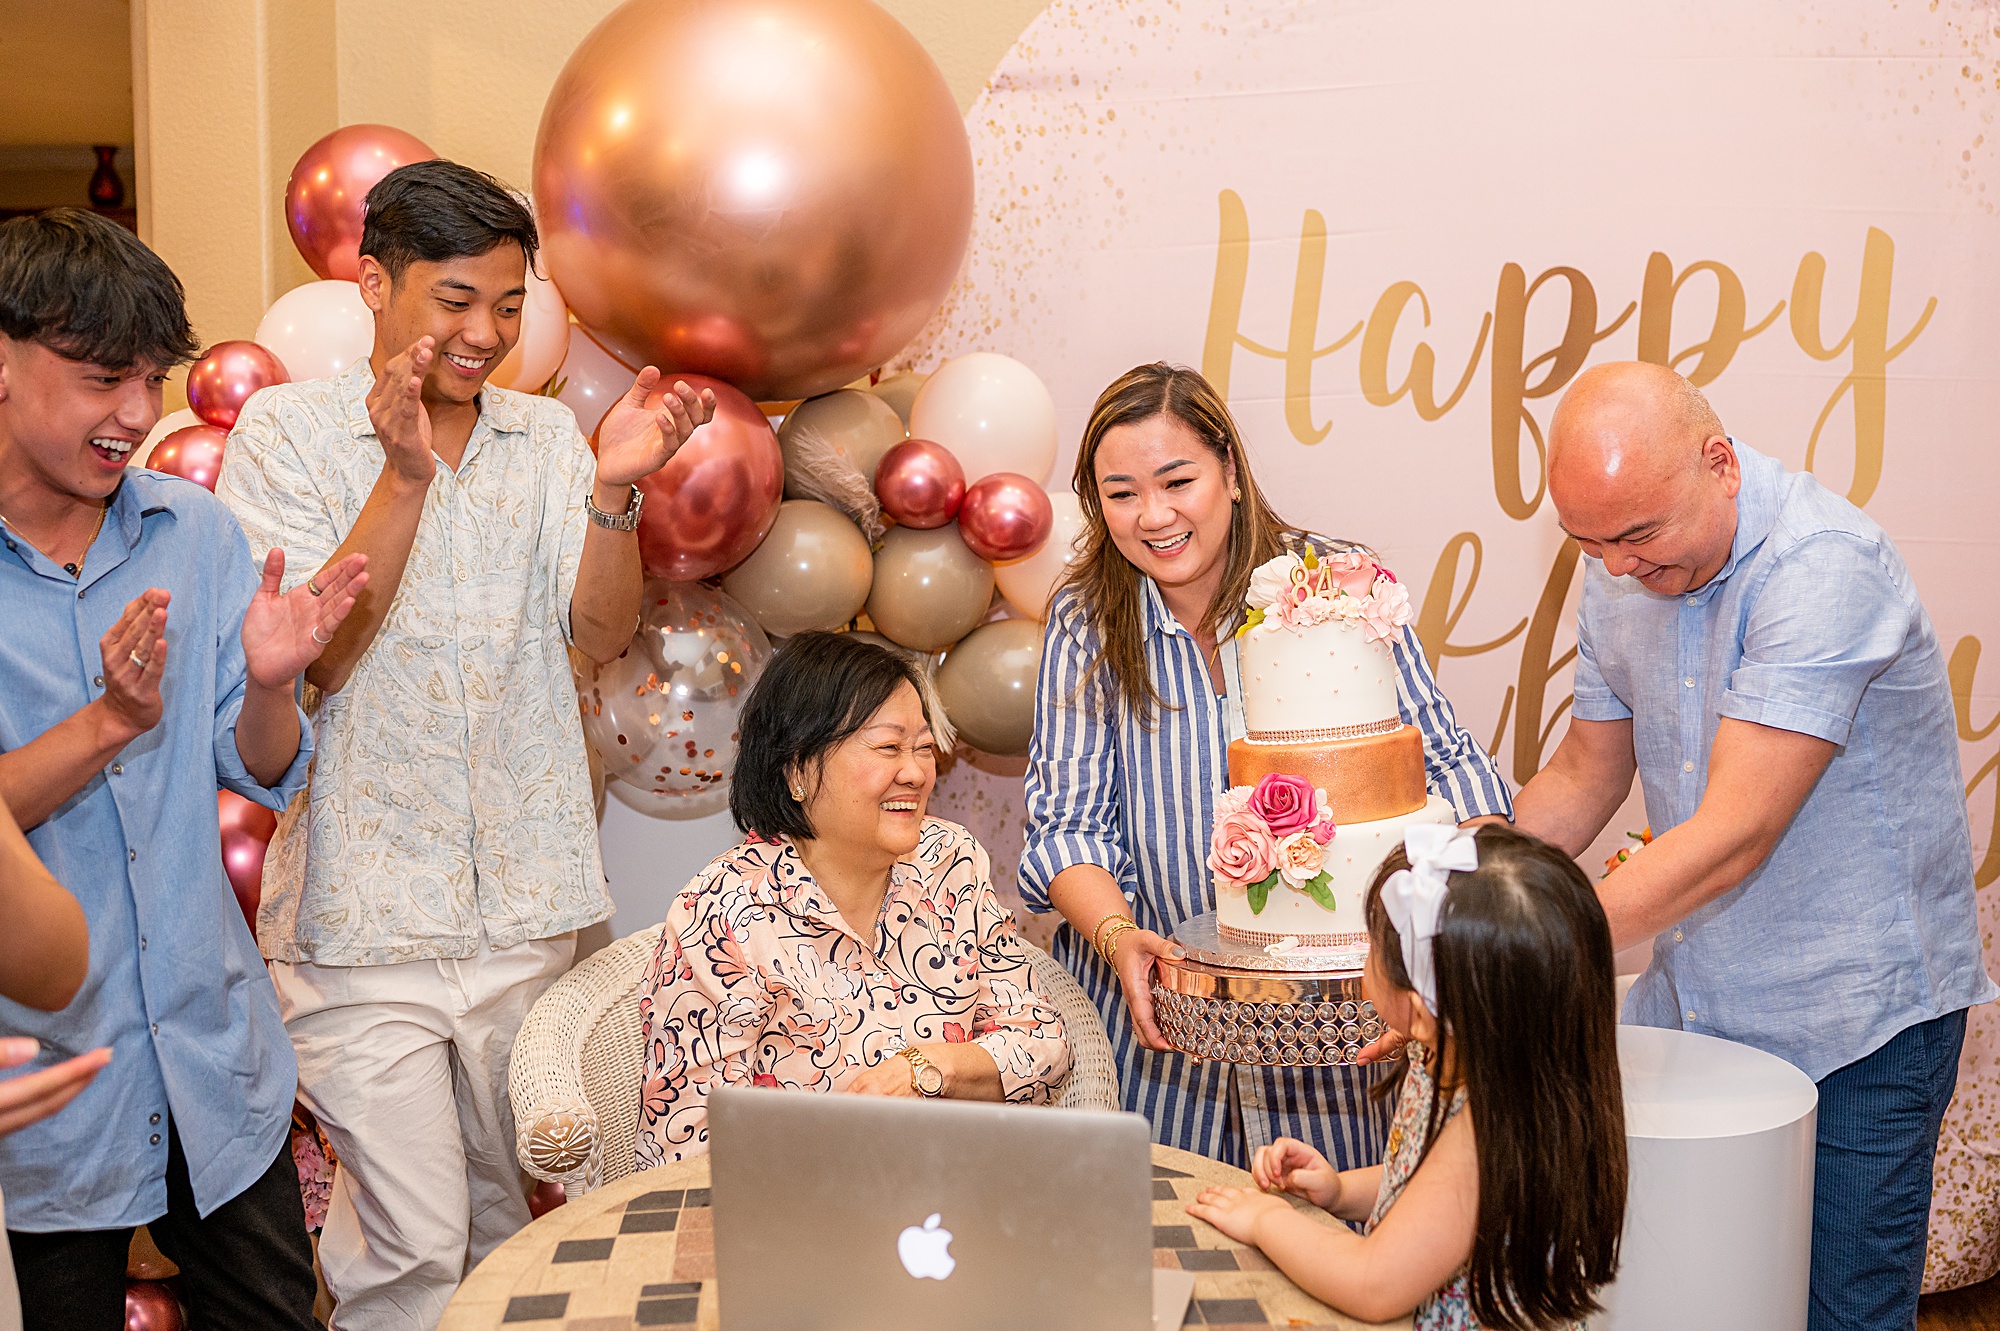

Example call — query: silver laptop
[710,1088,1194,1331]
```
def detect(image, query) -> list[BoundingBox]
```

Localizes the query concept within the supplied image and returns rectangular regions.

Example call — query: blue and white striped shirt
[1019,551,1512,1166]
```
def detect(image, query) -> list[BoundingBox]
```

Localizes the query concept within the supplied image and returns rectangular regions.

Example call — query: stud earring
[1231,487,1242,502]
[790,786,805,800]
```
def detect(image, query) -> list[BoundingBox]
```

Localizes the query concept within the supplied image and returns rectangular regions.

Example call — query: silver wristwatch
[585,485,644,531]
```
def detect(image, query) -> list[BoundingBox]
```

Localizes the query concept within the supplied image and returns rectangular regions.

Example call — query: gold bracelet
[1098,918,1140,968]
[1090,911,1133,962]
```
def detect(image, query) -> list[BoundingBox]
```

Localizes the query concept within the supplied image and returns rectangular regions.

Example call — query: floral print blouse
[635,818,1071,1167]
[1366,1043,1585,1331]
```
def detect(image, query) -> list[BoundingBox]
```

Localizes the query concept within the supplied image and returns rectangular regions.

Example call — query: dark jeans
[1809,1007,1967,1331]
[8,1119,320,1331]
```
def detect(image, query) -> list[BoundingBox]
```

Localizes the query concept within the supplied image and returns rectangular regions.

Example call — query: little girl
[1186,824,1627,1329]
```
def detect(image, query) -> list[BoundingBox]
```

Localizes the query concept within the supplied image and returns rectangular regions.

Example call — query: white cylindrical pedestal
[1597,1025,1818,1331]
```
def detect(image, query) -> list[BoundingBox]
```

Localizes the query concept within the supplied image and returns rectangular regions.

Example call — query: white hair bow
[1380,824,1479,1015]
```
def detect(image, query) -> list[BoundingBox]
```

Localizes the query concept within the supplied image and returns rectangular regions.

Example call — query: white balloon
[254,280,375,383]
[908,352,1058,486]
[136,408,200,469]
[993,491,1087,620]
[490,264,573,392]
[553,324,636,437]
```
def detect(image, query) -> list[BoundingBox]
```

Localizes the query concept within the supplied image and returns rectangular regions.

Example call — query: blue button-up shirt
[0,471,311,1229]
[1572,441,1994,1081]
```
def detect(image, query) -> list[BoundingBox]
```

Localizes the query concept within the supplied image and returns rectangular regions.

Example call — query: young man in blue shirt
[1514,360,1994,1331]
[0,209,365,1330]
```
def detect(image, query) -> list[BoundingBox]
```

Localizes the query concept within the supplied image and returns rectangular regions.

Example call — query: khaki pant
[271,935,575,1331]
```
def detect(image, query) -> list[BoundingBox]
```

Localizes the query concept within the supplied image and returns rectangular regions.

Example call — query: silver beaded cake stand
[1150,913,1386,1068]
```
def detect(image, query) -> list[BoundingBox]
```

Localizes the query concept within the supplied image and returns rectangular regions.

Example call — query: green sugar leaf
[1246,872,1277,914]
[1300,871,1339,913]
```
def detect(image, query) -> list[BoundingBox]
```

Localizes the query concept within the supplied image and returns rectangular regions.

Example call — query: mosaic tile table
[442,1144,1407,1330]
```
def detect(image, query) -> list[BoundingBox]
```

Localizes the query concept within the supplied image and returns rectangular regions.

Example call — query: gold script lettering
[1357,282,1491,422]
[1950,637,2000,888]
[1488,266,1635,521]
[1789,226,1936,506]
[1505,539,1584,785]
[1634,254,1784,385]
[1413,532,1527,674]
[1201,190,1362,445]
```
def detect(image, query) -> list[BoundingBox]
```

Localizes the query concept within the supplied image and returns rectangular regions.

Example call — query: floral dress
[634,817,1071,1167]
[1367,1044,1588,1331]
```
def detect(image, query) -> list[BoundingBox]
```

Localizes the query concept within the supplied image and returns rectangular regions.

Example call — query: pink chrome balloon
[533,0,973,401]
[874,439,965,530]
[529,1180,568,1218]
[218,792,278,935]
[185,341,290,430]
[286,125,435,281]
[147,425,229,493]
[956,472,1055,563]
[612,375,784,582]
[123,1279,184,1331]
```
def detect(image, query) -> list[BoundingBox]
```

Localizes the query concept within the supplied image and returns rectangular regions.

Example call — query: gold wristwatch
[898,1047,945,1098]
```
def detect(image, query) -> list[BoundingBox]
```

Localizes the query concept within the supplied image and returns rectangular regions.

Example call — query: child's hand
[1253,1137,1341,1211]
[1186,1185,1291,1247]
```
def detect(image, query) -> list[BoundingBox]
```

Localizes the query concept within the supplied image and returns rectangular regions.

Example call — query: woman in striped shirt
[1018,363,1512,1169]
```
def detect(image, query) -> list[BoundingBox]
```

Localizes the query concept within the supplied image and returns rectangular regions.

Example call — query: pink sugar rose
[1248,772,1319,836]
[1209,804,1278,888]
[1309,816,1336,845]
[1275,830,1329,887]
[1359,578,1413,643]
[1323,548,1379,598]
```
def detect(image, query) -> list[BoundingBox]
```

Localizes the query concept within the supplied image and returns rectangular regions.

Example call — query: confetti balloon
[580,582,772,818]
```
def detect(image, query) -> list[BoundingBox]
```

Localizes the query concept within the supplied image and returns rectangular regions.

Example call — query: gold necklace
[0,500,109,579]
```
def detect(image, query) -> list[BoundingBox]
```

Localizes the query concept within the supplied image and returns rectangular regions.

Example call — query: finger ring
[306,577,325,597]
[311,626,334,645]
[128,651,149,669]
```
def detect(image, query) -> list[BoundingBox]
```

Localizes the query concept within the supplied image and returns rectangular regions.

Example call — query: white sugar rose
[1246,554,1303,613]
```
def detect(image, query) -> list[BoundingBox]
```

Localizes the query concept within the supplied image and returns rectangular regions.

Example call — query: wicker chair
[510,926,1121,1193]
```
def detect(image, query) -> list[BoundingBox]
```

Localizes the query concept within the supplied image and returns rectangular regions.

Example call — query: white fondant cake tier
[1214,794,1455,944]
[1240,617,1401,737]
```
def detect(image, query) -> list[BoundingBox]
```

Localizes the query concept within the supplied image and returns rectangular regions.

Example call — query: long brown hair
[1364,826,1627,1331]
[1057,363,1291,723]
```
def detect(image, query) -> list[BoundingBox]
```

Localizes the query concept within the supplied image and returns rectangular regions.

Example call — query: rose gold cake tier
[1226,723,1426,824]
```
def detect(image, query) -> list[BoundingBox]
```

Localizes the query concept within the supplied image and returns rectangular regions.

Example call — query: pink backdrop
[902,0,2000,1290]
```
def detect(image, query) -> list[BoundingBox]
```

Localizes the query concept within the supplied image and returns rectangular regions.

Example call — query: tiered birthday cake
[1208,546,1454,953]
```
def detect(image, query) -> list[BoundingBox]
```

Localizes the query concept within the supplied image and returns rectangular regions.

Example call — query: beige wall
[130,0,1047,379]
[0,0,134,147]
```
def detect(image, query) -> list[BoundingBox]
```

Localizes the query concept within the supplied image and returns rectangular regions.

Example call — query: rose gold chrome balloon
[956,472,1054,562]
[185,341,290,431]
[285,125,435,281]
[123,1280,184,1331]
[147,425,230,492]
[617,374,784,581]
[874,439,965,530]
[533,0,973,400]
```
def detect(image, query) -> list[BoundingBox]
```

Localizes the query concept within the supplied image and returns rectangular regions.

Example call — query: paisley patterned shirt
[634,818,1071,1167]
[218,363,609,965]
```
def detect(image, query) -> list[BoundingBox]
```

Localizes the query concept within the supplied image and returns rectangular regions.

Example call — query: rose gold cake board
[1151,913,1386,1068]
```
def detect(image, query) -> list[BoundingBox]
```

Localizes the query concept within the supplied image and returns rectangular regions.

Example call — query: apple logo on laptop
[897,1213,956,1280]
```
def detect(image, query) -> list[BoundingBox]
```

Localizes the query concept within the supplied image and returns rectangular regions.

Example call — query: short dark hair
[1364,825,1627,1331]
[358,159,539,281]
[0,209,198,370]
[730,632,932,842]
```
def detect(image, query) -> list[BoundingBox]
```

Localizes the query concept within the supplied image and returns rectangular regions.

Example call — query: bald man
[1512,361,1992,1331]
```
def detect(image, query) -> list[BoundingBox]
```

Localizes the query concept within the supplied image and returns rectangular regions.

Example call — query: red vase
[89,146,124,209]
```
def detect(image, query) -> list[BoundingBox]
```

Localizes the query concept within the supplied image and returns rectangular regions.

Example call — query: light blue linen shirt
[1572,441,1994,1081]
[0,470,312,1229]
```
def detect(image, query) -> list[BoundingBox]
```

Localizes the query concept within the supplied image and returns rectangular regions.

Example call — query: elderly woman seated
[634,631,1071,1168]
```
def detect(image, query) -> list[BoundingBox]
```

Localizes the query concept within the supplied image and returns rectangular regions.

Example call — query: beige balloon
[993,490,1088,620]
[778,389,908,497]
[870,371,929,429]
[934,618,1044,756]
[865,524,996,653]
[721,500,874,638]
